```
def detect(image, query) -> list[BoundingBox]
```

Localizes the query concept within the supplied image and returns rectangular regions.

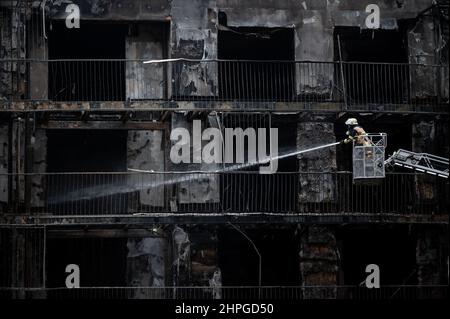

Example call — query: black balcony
[0,59,448,112]
[0,285,447,299]
[0,172,447,218]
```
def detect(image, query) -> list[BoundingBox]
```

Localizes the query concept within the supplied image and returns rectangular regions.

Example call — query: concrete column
[0,123,8,206]
[30,129,47,208]
[412,121,436,202]
[299,226,339,299]
[171,0,218,98]
[408,16,439,100]
[28,22,48,100]
[0,7,27,99]
[10,227,45,298]
[297,121,337,212]
[295,11,333,98]
[416,226,448,298]
[12,119,25,205]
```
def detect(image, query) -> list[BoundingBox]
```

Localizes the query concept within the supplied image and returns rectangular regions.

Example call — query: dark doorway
[334,27,409,105]
[46,130,127,215]
[218,228,299,288]
[48,21,128,101]
[219,27,295,61]
[337,226,417,286]
[218,27,295,101]
[334,27,408,63]
[47,130,127,172]
[46,237,128,289]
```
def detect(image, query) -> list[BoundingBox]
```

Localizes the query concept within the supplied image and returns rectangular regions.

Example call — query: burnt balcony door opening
[334,26,409,105]
[337,226,417,291]
[218,27,295,102]
[46,237,128,292]
[220,114,298,213]
[48,21,128,101]
[46,130,127,215]
[218,228,300,289]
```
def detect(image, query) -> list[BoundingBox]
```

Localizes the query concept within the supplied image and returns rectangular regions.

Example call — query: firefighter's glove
[343,137,354,144]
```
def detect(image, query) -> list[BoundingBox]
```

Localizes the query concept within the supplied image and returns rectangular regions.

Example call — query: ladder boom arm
[384,149,449,178]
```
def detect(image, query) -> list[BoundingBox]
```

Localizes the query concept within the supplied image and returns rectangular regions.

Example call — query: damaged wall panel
[172,226,191,286]
[190,228,221,288]
[295,11,334,97]
[0,123,8,205]
[48,0,171,21]
[30,129,46,207]
[127,130,165,207]
[416,226,448,289]
[411,120,448,207]
[412,120,436,202]
[408,16,440,100]
[297,121,336,207]
[0,5,27,100]
[28,7,48,100]
[126,24,167,100]
[170,113,219,206]
[171,0,218,98]
[171,226,222,297]
[299,226,339,299]
[127,236,168,298]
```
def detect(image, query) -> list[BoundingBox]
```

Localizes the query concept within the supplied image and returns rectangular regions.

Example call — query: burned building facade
[0,0,448,299]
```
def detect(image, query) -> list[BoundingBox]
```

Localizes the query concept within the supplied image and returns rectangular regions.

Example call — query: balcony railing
[1,172,447,217]
[0,285,447,299]
[0,59,448,112]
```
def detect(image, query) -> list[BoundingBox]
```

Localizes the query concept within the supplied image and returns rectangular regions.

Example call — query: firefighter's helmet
[345,118,358,125]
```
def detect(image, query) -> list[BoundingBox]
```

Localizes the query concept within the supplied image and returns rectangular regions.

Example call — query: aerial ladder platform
[288,133,449,181]
[384,149,449,179]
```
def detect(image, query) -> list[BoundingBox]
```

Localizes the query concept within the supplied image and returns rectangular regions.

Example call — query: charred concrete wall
[126,235,169,298]
[189,228,221,288]
[407,16,446,100]
[5,227,45,298]
[1,0,444,101]
[297,119,338,294]
[299,226,339,298]
[48,0,171,21]
[0,5,27,100]
[0,123,8,205]
[127,130,165,207]
[11,119,25,203]
[297,120,337,208]
[170,112,219,207]
[416,226,448,290]
[27,6,47,100]
[30,129,46,207]
[0,119,47,210]
[411,120,448,205]
[126,23,167,99]
[172,226,191,285]
[171,0,218,98]
[172,226,221,296]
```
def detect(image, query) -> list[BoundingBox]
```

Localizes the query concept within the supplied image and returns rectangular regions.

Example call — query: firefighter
[342,118,370,146]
